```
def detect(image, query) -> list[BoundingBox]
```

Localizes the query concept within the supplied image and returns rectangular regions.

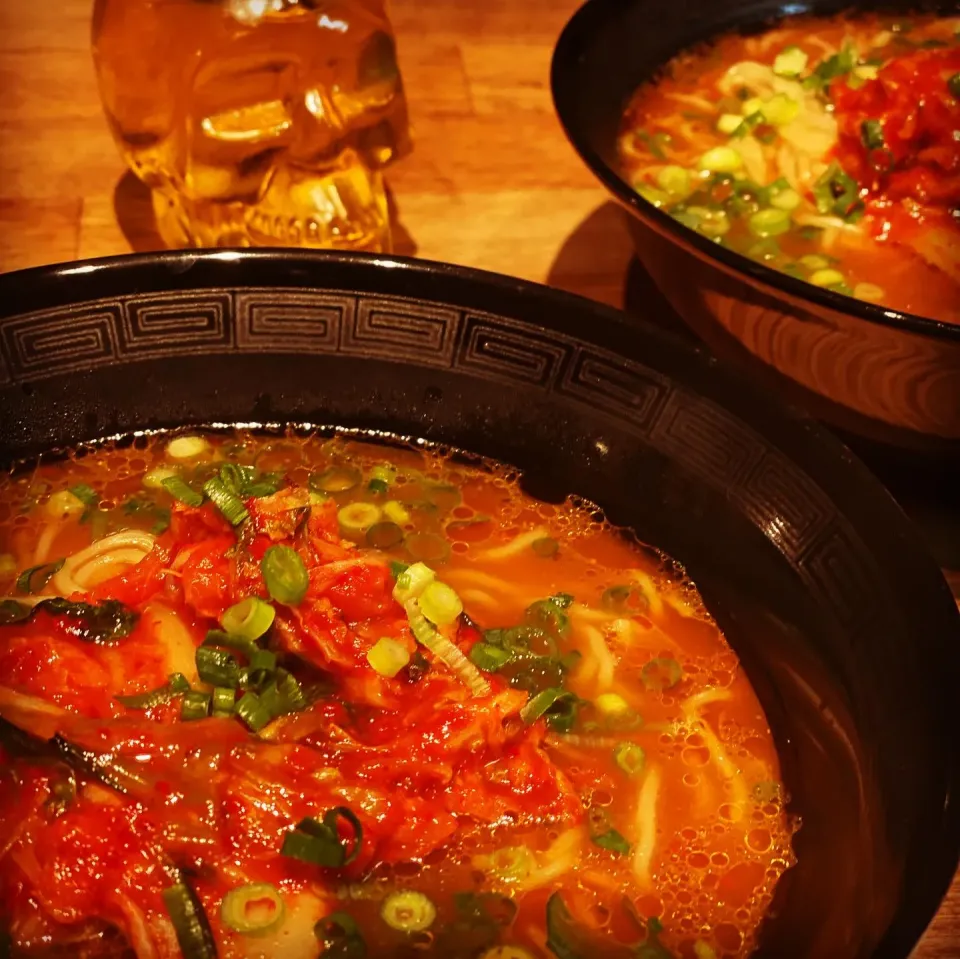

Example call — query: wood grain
[0,1,956,954]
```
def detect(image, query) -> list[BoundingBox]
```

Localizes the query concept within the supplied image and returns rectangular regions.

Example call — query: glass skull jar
[91,0,411,252]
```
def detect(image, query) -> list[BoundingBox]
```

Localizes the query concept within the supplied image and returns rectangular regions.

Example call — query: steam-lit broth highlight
[619,14,960,322]
[0,432,796,958]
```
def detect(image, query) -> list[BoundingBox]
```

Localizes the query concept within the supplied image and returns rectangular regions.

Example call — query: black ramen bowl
[551,0,960,454]
[0,250,959,957]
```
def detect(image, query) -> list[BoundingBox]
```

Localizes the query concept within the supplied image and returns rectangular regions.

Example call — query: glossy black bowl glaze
[551,0,960,449]
[1,250,959,957]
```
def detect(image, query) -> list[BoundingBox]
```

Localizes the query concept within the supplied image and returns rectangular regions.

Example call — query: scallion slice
[520,687,577,726]
[116,672,190,710]
[220,596,275,641]
[220,882,286,936]
[161,475,204,508]
[196,645,242,688]
[261,545,309,606]
[281,807,363,868]
[181,690,211,721]
[469,642,513,672]
[212,686,237,715]
[418,581,463,627]
[162,881,217,959]
[236,691,271,731]
[310,466,361,493]
[203,477,249,526]
[367,637,410,677]
[380,890,436,933]
[337,502,383,536]
[392,561,435,603]
[613,742,647,777]
[860,118,885,150]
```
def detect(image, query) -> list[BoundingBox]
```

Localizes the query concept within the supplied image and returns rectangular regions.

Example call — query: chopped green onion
[143,466,178,490]
[469,642,513,672]
[949,74,960,99]
[769,186,801,211]
[220,596,275,641]
[161,475,204,508]
[761,93,799,126]
[166,436,210,460]
[203,628,257,659]
[641,657,683,691]
[392,561,435,603]
[524,598,569,638]
[635,130,670,160]
[337,502,382,535]
[380,890,436,932]
[212,686,236,715]
[716,113,743,135]
[261,545,309,606]
[221,882,285,936]
[116,673,190,710]
[281,807,363,868]
[418,581,463,627]
[162,881,217,959]
[181,690,211,721]
[246,648,278,688]
[748,208,791,238]
[366,521,404,549]
[15,558,64,595]
[809,268,847,288]
[601,585,635,612]
[813,162,863,219]
[613,742,646,777]
[595,692,630,717]
[860,118,885,150]
[236,691,272,731]
[520,687,575,725]
[698,145,742,173]
[310,467,361,493]
[531,536,559,558]
[275,670,307,712]
[800,253,832,270]
[367,478,389,495]
[370,464,397,485]
[383,500,411,525]
[591,828,631,855]
[203,477,248,526]
[655,165,693,198]
[196,645,242,688]
[389,560,410,580]
[773,45,808,78]
[68,484,99,508]
[853,281,885,302]
[367,637,410,677]
[635,182,670,208]
[685,206,731,238]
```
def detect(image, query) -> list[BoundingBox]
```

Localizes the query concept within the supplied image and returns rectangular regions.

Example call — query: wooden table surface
[0,1,957,955]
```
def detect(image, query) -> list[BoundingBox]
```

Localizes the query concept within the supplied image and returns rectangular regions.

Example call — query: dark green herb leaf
[282,806,363,868]
[15,558,65,595]
[591,828,631,855]
[13,596,139,644]
[68,484,99,507]
[949,73,960,100]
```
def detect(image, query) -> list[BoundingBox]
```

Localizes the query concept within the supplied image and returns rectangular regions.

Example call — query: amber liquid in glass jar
[91,0,411,252]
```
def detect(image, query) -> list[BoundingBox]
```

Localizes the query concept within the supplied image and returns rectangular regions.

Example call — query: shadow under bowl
[551,0,960,454]
[1,250,959,957]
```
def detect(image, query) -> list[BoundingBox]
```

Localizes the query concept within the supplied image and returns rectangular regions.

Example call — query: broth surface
[619,14,960,322]
[0,431,796,958]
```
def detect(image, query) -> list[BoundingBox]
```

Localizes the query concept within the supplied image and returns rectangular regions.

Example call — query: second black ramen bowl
[551,0,960,453]
[1,250,959,957]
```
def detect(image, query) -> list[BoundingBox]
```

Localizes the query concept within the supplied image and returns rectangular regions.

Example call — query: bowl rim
[549,0,960,341]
